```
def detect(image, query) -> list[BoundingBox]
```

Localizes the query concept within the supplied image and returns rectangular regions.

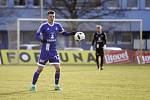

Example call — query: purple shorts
[37,50,60,67]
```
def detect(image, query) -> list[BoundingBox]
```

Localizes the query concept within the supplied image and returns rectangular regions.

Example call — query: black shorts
[96,48,104,56]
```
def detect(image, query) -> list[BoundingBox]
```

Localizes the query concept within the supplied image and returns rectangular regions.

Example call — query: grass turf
[0,64,150,100]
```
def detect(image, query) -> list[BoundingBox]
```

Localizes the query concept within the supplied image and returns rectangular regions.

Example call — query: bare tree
[46,0,125,19]
[44,0,126,47]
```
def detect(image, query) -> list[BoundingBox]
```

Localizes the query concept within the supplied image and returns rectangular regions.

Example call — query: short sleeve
[57,23,64,33]
[37,24,44,33]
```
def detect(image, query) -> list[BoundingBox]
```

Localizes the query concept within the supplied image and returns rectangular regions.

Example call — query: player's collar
[97,32,102,34]
[47,22,54,26]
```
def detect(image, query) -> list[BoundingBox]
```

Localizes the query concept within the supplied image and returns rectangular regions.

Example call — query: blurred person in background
[90,25,107,70]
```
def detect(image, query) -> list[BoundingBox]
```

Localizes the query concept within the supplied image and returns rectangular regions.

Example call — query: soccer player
[90,25,107,70]
[30,10,75,91]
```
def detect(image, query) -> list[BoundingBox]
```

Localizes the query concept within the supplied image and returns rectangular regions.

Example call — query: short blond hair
[96,25,102,28]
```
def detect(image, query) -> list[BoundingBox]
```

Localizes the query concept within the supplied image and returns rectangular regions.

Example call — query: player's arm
[35,24,47,43]
[90,33,95,50]
[57,23,76,36]
[60,31,76,36]
[103,33,107,45]
[102,33,107,49]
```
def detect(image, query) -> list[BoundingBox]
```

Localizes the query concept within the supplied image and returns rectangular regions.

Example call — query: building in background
[0,0,150,50]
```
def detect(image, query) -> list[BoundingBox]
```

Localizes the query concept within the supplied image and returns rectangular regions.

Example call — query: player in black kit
[90,25,107,70]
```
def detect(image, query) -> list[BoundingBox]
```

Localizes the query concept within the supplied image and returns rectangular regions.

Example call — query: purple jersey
[35,22,64,51]
[35,22,64,65]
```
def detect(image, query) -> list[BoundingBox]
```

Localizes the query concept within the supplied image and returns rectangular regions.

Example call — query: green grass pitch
[0,64,150,100]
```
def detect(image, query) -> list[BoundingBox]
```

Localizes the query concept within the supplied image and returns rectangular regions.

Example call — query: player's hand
[103,45,106,49]
[72,31,76,35]
[90,46,93,51]
[41,39,47,43]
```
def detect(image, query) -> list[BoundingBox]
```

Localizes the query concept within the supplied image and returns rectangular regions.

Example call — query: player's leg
[100,49,104,70]
[100,55,104,70]
[96,49,100,69]
[30,60,47,91]
[32,66,43,85]
[96,54,100,69]
[54,64,61,90]
[49,53,61,90]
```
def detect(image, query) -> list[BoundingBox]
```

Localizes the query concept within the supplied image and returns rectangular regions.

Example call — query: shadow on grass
[0,90,30,96]
[0,89,57,96]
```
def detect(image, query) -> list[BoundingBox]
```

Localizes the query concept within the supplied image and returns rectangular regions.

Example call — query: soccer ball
[74,32,85,41]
